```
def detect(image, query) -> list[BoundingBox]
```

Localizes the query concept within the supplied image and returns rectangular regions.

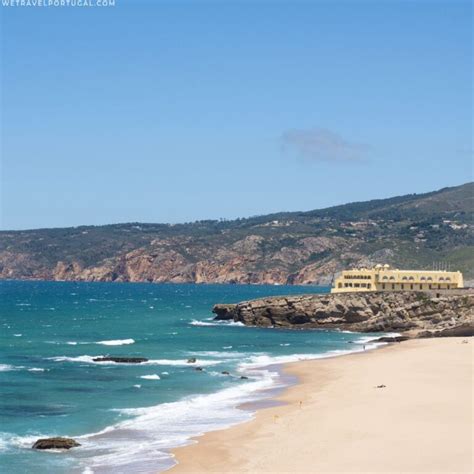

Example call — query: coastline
[169,337,473,473]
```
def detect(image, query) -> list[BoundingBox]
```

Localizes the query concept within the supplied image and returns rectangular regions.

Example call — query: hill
[0,182,473,284]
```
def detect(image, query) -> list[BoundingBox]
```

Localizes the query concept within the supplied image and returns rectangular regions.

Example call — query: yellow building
[331,264,464,293]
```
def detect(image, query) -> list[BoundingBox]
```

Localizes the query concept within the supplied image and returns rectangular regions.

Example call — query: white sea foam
[190,319,244,327]
[189,351,246,358]
[0,364,15,372]
[95,339,135,346]
[47,355,222,367]
[140,374,161,380]
[16,330,393,474]
[48,355,99,364]
[13,334,22,337]
[73,367,281,472]
[28,368,46,372]
[146,359,221,367]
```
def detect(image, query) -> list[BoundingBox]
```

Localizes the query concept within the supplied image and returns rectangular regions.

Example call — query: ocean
[0,281,386,473]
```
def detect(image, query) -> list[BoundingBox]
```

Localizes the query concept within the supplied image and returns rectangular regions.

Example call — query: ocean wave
[140,374,161,380]
[189,319,244,327]
[146,359,222,367]
[47,355,222,367]
[353,332,401,345]
[95,339,135,346]
[73,368,280,472]
[11,333,392,473]
[0,364,16,372]
[28,368,46,372]
[188,351,246,358]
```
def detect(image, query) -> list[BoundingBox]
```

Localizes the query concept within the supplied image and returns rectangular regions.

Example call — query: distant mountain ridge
[1,182,473,284]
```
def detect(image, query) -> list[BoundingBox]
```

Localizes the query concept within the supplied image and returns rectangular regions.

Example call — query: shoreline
[169,337,473,473]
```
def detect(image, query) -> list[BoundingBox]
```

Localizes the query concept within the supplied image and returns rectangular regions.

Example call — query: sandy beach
[170,338,473,473]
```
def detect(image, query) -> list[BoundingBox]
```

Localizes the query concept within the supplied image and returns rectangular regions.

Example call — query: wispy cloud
[280,128,370,163]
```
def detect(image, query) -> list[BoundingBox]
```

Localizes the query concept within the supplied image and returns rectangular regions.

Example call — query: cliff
[1,183,473,284]
[212,291,474,337]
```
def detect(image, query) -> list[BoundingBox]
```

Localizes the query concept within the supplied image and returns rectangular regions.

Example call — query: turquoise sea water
[0,281,385,473]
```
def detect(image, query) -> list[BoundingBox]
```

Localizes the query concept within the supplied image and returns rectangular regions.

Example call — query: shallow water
[0,281,385,473]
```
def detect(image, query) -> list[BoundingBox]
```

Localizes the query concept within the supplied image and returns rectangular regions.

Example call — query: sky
[0,0,472,230]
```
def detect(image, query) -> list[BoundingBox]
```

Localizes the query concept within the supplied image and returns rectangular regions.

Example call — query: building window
[429,284,432,289]
[382,284,385,290]
[401,284,404,290]
[392,284,395,289]
[338,283,342,288]
[410,284,413,290]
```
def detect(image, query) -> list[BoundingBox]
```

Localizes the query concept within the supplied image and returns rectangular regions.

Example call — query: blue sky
[1,0,472,230]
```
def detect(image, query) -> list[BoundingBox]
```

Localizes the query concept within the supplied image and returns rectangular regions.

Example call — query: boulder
[187,358,197,363]
[212,304,237,320]
[32,437,80,450]
[372,336,410,343]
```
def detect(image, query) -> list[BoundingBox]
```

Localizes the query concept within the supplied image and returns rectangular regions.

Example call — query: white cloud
[281,128,370,163]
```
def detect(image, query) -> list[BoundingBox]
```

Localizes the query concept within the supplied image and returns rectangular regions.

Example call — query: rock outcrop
[213,291,474,337]
[92,357,148,363]
[32,438,80,450]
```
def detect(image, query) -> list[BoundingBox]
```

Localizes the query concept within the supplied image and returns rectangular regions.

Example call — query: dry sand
[169,338,473,473]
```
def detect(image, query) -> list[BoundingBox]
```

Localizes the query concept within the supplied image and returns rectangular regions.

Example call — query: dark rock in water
[92,357,148,363]
[213,304,237,320]
[372,336,410,343]
[187,358,197,363]
[32,437,80,450]
[240,376,249,379]
[221,371,230,375]
[195,367,204,371]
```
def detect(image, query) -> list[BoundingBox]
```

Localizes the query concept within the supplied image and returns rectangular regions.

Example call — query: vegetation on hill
[0,183,472,284]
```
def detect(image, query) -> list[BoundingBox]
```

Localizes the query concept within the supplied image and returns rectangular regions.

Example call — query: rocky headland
[213,291,474,337]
